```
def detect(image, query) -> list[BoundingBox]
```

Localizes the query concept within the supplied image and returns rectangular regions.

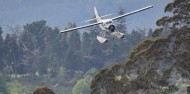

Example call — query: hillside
[91,26,190,94]
[0,10,151,94]
[90,0,190,94]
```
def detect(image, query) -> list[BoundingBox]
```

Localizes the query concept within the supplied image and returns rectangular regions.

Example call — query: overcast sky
[0,0,172,34]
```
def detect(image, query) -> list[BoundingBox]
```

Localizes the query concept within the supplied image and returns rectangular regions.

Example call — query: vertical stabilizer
[94,6,101,22]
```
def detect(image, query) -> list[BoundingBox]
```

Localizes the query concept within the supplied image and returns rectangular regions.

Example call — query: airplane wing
[82,13,114,23]
[112,5,153,20]
[60,22,102,33]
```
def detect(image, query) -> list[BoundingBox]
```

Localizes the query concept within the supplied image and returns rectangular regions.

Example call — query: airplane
[60,5,153,43]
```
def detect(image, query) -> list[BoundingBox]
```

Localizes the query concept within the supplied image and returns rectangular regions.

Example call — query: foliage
[83,67,97,78]
[0,16,148,76]
[72,76,92,94]
[0,7,150,94]
[0,27,4,71]
[33,87,55,94]
[71,68,98,94]
[154,0,190,37]
[6,80,30,94]
[0,73,8,94]
[90,0,190,94]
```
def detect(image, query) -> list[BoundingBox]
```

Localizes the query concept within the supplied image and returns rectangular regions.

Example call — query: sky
[0,0,172,34]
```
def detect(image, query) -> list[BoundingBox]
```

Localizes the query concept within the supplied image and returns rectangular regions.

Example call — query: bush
[33,87,55,94]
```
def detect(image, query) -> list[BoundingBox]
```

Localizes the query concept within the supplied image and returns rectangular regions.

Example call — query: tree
[19,20,51,77]
[72,76,92,94]
[160,0,190,28]
[155,0,190,78]
[33,87,55,94]
[3,34,12,66]
[90,1,190,93]
[64,48,83,70]
[83,67,97,78]
[6,80,30,94]
[81,32,91,56]
[23,20,47,52]
[41,27,61,76]
[0,27,4,71]
[3,34,19,75]
[147,29,153,38]
[7,25,22,36]
[65,22,81,50]
[154,0,190,36]
[116,8,127,34]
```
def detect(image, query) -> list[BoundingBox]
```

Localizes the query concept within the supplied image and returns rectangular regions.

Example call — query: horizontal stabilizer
[82,13,114,23]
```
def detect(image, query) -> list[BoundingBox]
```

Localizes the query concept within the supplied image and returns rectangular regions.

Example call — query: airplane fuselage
[94,7,116,33]
[98,19,115,33]
[96,18,125,43]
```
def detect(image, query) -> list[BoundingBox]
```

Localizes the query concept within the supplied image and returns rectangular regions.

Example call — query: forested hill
[90,0,190,94]
[0,10,152,93]
[0,20,151,73]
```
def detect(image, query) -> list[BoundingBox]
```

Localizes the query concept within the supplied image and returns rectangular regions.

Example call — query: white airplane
[60,5,153,43]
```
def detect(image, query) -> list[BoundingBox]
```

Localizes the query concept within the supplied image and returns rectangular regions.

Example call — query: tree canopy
[33,87,55,94]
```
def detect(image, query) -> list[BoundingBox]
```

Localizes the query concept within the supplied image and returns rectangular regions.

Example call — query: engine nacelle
[108,25,115,32]
[97,36,108,43]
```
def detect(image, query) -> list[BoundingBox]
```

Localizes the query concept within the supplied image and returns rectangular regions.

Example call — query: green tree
[155,0,190,79]
[147,29,153,38]
[64,48,83,70]
[19,20,52,78]
[154,0,190,36]
[65,22,81,50]
[158,0,190,28]
[3,34,12,66]
[72,76,92,94]
[62,22,83,70]
[33,87,55,94]
[116,8,127,33]
[0,27,4,71]
[83,67,97,78]
[22,20,47,52]
[3,34,19,75]
[81,32,91,56]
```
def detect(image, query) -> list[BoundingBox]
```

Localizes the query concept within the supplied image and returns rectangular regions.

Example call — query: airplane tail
[94,6,101,22]
[82,7,113,23]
